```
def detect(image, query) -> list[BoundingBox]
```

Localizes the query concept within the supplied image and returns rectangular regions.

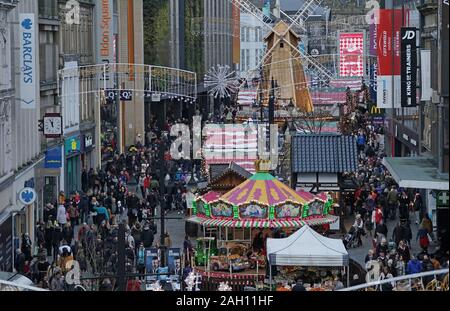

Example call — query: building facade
[0,0,41,272]
[382,0,449,248]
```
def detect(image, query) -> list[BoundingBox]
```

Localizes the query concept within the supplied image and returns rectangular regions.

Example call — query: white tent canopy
[266,225,349,267]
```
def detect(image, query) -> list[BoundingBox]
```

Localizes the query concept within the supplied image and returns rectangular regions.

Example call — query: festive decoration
[204,65,238,98]
[233,205,239,219]
[269,206,275,220]
[302,204,309,218]
[192,200,197,215]
[217,282,232,291]
[323,201,331,215]
[205,204,211,217]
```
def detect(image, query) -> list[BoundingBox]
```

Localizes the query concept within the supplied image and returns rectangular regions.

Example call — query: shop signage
[84,134,93,151]
[45,146,62,168]
[64,136,81,156]
[401,27,418,107]
[18,187,37,205]
[19,14,36,109]
[120,90,132,101]
[95,0,113,88]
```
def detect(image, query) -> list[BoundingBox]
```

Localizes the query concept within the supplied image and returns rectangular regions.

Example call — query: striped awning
[186,215,338,228]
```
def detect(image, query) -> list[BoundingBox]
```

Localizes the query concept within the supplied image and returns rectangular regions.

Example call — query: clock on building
[43,113,63,138]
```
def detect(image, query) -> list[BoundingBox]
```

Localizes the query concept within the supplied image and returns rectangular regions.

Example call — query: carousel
[186,160,338,282]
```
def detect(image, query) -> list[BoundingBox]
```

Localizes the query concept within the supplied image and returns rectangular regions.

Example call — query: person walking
[387,186,399,220]
[52,225,63,262]
[56,203,67,227]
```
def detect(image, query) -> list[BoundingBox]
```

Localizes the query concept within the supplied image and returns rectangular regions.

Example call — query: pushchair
[343,226,362,249]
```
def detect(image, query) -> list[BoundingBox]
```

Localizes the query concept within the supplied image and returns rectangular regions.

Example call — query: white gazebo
[266,225,350,286]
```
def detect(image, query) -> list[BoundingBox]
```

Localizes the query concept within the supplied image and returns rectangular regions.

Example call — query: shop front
[64,135,82,194]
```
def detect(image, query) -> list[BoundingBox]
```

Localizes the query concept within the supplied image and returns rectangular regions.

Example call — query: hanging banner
[232,0,240,64]
[401,27,418,107]
[19,14,36,109]
[95,0,113,88]
[369,62,377,102]
[420,50,432,101]
[369,23,377,57]
[339,32,364,77]
[377,75,401,109]
[377,9,404,76]
[441,0,449,96]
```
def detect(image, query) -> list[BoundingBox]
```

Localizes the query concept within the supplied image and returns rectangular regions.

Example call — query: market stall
[266,225,350,290]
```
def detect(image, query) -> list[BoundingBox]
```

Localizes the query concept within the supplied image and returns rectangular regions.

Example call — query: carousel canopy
[220,172,308,206]
[266,225,349,267]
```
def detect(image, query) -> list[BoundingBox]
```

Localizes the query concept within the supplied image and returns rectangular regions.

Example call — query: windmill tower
[229,0,333,113]
[261,20,313,112]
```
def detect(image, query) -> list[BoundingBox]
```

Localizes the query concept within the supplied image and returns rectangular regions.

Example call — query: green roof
[250,172,275,181]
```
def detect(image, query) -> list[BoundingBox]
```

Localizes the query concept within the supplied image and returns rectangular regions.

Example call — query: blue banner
[45,146,62,168]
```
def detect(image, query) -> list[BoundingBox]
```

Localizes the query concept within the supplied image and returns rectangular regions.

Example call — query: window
[245,49,250,72]
[245,27,250,42]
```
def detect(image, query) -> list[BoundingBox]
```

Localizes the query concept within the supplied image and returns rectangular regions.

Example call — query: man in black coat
[14,249,26,274]
[141,223,154,248]
[375,220,388,240]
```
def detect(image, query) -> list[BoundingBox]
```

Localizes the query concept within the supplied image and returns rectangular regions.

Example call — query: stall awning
[186,215,338,228]
[382,157,449,190]
[266,225,349,267]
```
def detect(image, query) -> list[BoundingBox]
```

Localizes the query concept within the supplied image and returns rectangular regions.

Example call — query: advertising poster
[167,248,181,276]
[145,248,160,282]
[339,32,364,77]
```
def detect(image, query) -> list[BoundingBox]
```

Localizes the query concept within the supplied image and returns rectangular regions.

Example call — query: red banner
[377,9,406,76]
[339,33,364,77]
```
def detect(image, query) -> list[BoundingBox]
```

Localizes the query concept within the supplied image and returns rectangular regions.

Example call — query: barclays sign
[19,14,36,109]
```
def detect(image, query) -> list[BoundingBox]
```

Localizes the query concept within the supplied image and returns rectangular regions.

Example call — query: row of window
[239,48,265,73]
[240,26,263,42]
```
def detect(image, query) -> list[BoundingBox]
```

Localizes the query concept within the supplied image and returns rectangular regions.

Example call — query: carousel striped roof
[198,191,221,203]
[219,172,308,206]
[186,214,338,228]
[296,190,317,203]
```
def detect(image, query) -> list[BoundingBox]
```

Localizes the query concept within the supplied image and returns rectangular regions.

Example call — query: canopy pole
[269,259,272,290]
